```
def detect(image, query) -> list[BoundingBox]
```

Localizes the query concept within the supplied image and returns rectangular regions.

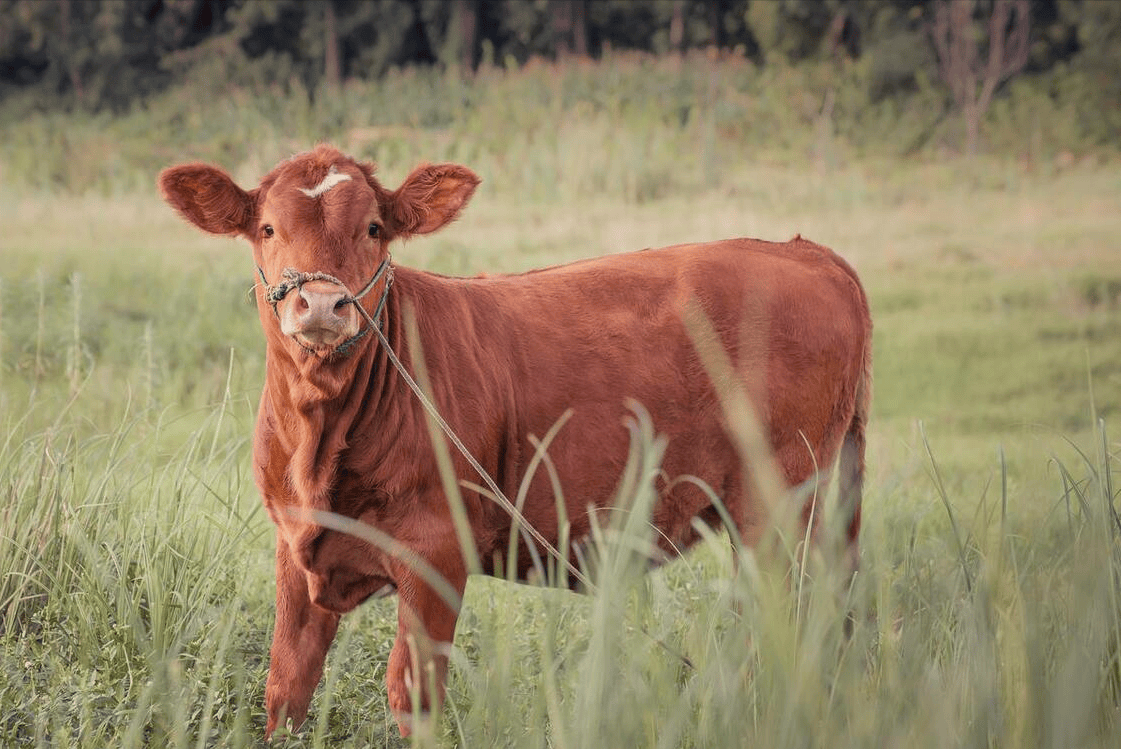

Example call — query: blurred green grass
[1,58,1120,746]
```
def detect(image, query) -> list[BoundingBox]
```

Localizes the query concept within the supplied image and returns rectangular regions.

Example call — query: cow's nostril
[334,298,351,311]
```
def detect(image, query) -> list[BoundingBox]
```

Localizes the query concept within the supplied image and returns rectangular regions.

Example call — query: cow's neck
[261,284,436,531]
[264,338,378,513]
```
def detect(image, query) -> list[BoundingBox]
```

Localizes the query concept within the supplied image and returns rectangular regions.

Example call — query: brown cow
[158,144,871,738]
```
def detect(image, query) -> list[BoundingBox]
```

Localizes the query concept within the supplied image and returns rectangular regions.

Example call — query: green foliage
[2,53,1114,203]
[745,0,846,61]
[0,0,1117,155]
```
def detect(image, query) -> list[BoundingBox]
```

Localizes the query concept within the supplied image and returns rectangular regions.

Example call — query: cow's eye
[262,224,274,238]
[368,223,380,239]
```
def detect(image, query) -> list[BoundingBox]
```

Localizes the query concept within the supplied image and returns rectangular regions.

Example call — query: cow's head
[159,145,479,359]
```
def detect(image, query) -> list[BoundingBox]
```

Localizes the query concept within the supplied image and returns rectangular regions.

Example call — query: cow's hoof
[393,709,432,738]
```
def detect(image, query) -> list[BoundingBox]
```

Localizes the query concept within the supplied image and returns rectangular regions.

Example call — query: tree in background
[1055,0,1121,145]
[745,0,854,62]
[0,0,186,108]
[323,0,340,91]
[551,0,588,59]
[0,0,1117,153]
[448,0,481,71]
[929,0,1031,154]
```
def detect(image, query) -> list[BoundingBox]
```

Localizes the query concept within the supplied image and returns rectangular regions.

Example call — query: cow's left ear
[158,163,258,238]
[385,163,480,239]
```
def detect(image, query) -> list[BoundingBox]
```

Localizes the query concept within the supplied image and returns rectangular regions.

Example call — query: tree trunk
[669,0,685,54]
[457,0,478,70]
[964,99,981,156]
[572,0,588,57]
[707,0,722,49]
[929,0,1030,155]
[553,0,574,58]
[323,0,341,90]
[58,0,85,105]
[552,0,589,59]
[824,7,849,60]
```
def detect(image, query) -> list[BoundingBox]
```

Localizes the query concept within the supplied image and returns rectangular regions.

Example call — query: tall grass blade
[68,272,82,396]
[920,421,973,593]
[33,270,44,395]
[206,347,235,463]
[402,306,481,577]
[1099,418,1120,536]
[507,410,572,584]
[293,507,461,614]
[0,276,4,394]
[680,296,786,515]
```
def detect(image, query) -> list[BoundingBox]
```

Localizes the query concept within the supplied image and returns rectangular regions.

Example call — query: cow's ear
[158,164,257,238]
[386,163,480,239]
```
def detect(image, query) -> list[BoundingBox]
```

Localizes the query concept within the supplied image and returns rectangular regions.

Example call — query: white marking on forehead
[298,164,352,198]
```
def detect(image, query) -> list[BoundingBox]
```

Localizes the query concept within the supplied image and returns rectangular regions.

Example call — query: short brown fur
[158,144,872,738]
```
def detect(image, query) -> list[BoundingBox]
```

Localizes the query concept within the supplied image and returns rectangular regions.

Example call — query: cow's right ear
[158,164,257,238]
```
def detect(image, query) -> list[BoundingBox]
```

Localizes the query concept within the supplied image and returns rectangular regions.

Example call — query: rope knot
[255,257,393,358]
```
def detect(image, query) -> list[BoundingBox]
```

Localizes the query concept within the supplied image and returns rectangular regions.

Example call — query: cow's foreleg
[385,545,466,737]
[265,535,341,738]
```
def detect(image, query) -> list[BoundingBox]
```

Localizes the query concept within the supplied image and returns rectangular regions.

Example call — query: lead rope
[350,296,594,591]
[363,306,698,671]
[356,275,697,671]
[257,259,583,585]
[261,262,693,664]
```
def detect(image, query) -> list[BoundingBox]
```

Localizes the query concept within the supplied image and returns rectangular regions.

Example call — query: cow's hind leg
[265,534,341,737]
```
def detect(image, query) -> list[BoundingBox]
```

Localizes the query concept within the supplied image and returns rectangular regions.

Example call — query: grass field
[1,60,1120,748]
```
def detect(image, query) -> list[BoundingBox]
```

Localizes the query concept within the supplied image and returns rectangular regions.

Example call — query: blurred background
[1,0,1118,192]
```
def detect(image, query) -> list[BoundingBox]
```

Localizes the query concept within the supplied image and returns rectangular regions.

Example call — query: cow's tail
[837,323,872,578]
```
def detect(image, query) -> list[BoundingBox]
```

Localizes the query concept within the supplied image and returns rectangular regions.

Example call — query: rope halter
[256,256,393,358]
